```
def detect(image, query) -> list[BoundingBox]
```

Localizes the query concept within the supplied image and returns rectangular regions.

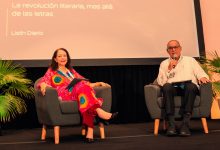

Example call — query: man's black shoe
[166,126,177,136]
[179,124,191,137]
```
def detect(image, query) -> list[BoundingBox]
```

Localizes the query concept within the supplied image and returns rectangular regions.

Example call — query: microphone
[172,54,178,60]
[172,54,177,68]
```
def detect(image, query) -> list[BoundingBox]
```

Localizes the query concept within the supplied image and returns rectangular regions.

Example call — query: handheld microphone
[173,54,177,60]
[172,54,177,68]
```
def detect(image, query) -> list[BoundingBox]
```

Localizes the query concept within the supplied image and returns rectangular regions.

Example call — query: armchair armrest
[34,87,64,125]
[199,82,213,117]
[144,84,163,119]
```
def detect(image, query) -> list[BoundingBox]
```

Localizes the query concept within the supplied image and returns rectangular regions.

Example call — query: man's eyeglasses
[167,45,180,51]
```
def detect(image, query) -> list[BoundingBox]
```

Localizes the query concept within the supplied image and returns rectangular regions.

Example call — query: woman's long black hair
[50,48,72,71]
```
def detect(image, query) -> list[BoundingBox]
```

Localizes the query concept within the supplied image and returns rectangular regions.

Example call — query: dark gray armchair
[34,78,112,144]
[144,80,212,135]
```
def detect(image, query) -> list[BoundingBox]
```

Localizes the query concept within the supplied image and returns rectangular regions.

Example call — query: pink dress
[38,68,103,113]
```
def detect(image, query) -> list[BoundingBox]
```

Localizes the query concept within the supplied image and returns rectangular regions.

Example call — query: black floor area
[0,119,220,150]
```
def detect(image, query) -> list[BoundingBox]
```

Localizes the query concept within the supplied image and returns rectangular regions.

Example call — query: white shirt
[157,56,209,86]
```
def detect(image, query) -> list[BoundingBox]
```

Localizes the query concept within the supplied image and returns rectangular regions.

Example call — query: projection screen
[200,0,220,54]
[0,0,203,66]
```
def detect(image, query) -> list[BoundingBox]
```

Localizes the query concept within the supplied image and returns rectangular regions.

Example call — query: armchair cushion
[59,100,79,114]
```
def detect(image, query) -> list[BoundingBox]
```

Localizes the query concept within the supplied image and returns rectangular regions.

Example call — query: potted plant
[0,59,34,135]
[200,51,220,119]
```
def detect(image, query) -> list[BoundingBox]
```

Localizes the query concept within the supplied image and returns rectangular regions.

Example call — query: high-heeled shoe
[109,112,118,121]
[96,112,118,125]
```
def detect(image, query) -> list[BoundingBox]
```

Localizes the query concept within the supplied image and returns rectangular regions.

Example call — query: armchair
[34,78,112,144]
[144,80,212,135]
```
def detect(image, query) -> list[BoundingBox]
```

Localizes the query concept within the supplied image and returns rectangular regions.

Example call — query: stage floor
[0,119,220,150]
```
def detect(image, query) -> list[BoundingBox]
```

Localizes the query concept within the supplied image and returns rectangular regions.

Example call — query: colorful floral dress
[38,68,103,113]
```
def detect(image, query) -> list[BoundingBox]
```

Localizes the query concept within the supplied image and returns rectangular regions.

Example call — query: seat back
[144,81,212,119]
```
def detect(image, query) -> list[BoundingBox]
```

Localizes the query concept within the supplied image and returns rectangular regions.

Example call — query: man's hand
[198,77,210,84]
[168,59,178,71]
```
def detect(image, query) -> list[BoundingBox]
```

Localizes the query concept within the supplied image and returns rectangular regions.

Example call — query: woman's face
[54,50,67,67]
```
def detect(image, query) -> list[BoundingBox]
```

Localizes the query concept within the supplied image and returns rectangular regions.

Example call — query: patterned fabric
[38,68,103,113]
[82,104,100,128]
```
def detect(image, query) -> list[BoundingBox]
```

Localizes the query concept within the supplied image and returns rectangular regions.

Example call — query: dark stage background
[1,65,160,129]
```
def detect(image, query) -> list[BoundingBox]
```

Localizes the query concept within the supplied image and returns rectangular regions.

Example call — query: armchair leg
[154,119,160,136]
[201,118,209,134]
[54,126,60,144]
[99,122,105,139]
[41,125,47,140]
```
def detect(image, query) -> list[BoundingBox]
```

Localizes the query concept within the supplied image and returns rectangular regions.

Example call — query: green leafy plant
[0,59,34,122]
[200,51,220,97]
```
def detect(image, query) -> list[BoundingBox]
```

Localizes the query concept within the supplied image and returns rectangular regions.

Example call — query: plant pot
[211,98,220,119]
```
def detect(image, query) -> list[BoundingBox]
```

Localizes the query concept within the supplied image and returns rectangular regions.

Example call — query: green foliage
[205,51,220,73]
[200,51,220,97]
[0,59,34,122]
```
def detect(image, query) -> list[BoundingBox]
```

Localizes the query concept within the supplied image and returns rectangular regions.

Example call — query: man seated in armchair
[157,40,210,136]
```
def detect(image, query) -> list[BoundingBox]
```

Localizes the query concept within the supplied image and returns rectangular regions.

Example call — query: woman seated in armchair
[38,48,118,143]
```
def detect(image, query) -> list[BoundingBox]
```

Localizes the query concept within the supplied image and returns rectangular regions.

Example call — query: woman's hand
[96,82,110,87]
[40,82,47,96]
[90,82,111,87]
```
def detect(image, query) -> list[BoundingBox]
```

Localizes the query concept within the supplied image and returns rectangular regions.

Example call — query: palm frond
[0,59,34,123]
[3,82,34,99]
[0,60,26,77]
[0,71,28,85]
[0,94,27,122]
[212,82,220,97]
[0,96,12,122]
[198,51,220,99]
[7,94,27,114]
[205,51,220,73]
